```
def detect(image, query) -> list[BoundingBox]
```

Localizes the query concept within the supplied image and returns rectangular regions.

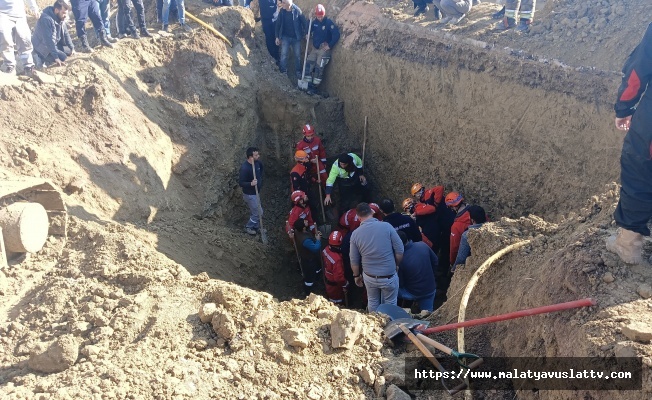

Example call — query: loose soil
[1,0,651,399]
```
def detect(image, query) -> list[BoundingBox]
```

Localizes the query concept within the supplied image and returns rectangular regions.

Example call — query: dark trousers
[337,180,371,215]
[261,18,279,61]
[614,113,652,236]
[37,40,70,65]
[71,0,103,38]
[116,0,136,34]
[157,0,178,22]
[413,0,433,9]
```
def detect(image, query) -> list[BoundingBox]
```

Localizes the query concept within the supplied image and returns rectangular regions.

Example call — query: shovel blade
[376,304,412,320]
[384,318,426,340]
[298,79,309,90]
[261,231,269,245]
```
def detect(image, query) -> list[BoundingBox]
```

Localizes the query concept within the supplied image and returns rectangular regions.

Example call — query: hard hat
[445,192,464,207]
[369,203,381,215]
[291,190,306,204]
[295,150,308,161]
[315,4,326,17]
[410,183,425,197]
[328,230,343,246]
[402,198,415,211]
[302,124,315,136]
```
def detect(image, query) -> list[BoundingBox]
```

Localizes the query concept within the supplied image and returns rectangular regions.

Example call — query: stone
[602,272,615,283]
[28,335,79,373]
[622,321,652,343]
[374,375,386,396]
[199,303,218,323]
[386,384,411,400]
[330,310,363,349]
[306,293,324,311]
[613,342,637,359]
[211,309,236,340]
[282,328,310,348]
[306,385,322,400]
[0,270,7,295]
[250,310,274,326]
[81,345,102,357]
[636,284,652,299]
[359,365,375,385]
[65,177,86,195]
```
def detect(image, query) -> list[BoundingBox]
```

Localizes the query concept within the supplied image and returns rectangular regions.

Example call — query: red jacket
[450,206,472,264]
[290,163,310,193]
[296,136,327,163]
[322,247,346,285]
[420,185,445,207]
[286,205,316,234]
[339,208,360,233]
[414,203,436,217]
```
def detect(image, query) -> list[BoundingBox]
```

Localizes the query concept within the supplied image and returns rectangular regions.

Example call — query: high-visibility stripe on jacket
[325,153,363,195]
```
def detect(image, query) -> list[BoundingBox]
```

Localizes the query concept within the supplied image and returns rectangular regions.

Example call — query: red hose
[422,298,596,334]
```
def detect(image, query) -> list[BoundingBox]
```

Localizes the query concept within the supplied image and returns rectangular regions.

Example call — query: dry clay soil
[1,0,652,399]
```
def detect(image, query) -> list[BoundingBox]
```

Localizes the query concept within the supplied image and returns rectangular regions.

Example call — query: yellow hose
[185,11,233,48]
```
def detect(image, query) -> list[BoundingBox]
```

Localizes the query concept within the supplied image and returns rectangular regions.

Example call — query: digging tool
[298,17,314,90]
[362,116,368,166]
[288,220,302,269]
[185,11,233,47]
[252,162,268,245]
[313,158,331,235]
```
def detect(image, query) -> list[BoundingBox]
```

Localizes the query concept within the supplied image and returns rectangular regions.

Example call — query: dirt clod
[386,384,411,400]
[28,335,79,373]
[330,309,364,349]
[602,272,615,283]
[622,321,652,343]
[198,303,218,323]
[636,284,652,299]
[282,327,310,348]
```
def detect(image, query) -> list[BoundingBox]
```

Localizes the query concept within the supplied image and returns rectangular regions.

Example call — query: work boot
[449,14,466,25]
[606,228,644,265]
[516,18,532,33]
[181,23,193,32]
[106,34,118,43]
[413,5,428,16]
[438,16,452,25]
[245,227,257,235]
[21,66,34,76]
[131,29,141,39]
[492,6,505,19]
[433,6,442,20]
[495,17,516,31]
[2,65,16,75]
[99,31,114,48]
[80,35,94,53]
[140,28,153,37]
[162,24,169,32]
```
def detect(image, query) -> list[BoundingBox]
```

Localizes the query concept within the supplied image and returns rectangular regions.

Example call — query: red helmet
[291,190,306,204]
[315,4,326,17]
[445,192,464,207]
[369,203,381,215]
[302,124,315,136]
[328,230,343,246]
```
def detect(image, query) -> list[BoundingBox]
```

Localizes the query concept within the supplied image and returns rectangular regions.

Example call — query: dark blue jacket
[245,0,278,20]
[275,4,306,40]
[311,17,340,49]
[398,241,437,297]
[383,212,422,244]
[32,6,74,58]
[238,160,263,196]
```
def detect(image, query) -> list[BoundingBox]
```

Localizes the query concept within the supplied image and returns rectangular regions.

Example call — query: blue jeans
[71,0,103,38]
[279,36,301,77]
[398,288,436,312]
[242,193,262,230]
[363,273,398,313]
[98,0,111,35]
[163,0,185,25]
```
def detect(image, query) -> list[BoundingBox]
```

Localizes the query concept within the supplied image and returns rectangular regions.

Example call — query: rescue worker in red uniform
[295,124,327,185]
[338,203,383,235]
[286,190,316,238]
[290,150,311,193]
[606,22,652,265]
[446,192,472,266]
[322,230,348,305]
[411,183,455,267]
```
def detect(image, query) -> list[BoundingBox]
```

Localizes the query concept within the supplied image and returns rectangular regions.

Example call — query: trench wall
[324,2,624,219]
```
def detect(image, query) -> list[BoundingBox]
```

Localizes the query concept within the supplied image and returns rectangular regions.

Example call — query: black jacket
[383,212,422,243]
[275,4,306,40]
[32,7,74,59]
[238,160,263,195]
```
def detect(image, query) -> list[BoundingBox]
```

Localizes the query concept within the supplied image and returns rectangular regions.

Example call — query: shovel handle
[398,325,443,373]
[415,333,453,355]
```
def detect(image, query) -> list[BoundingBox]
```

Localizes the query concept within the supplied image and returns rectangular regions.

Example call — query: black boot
[80,35,94,53]
[492,6,506,19]
[140,28,152,37]
[99,30,114,48]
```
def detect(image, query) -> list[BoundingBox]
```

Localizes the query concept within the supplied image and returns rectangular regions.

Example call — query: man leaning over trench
[606,22,652,265]
[238,147,264,236]
[350,202,404,313]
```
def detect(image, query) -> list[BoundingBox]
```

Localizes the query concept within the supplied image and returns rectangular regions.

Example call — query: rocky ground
[1,0,652,399]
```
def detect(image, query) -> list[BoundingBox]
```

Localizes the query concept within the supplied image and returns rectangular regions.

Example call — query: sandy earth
[1,0,652,399]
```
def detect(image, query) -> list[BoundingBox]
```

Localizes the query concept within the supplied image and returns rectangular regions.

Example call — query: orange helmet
[402,198,415,211]
[291,190,306,204]
[315,4,326,17]
[445,192,464,207]
[302,124,315,136]
[410,183,425,197]
[369,203,381,215]
[295,150,308,161]
[328,230,343,246]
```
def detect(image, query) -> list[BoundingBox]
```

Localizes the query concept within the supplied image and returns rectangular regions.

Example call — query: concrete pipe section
[0,202,50,253]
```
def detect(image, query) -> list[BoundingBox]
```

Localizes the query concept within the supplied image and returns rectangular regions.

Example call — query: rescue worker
[275,0,306,79]
[238,147,264,235]
[452,205,487,272]
[606,22,652,265]
[286,190,316,238]
[446,192,472,266]
[0,0,39,74]
[339,203,382,235]
[380,198,422,244]
[295,123,327,185]
[322,230,348,305]
[411,182,454,266]
[290,150,311,193]
[495,0,535,32]
[293,218,323,296]
[302,4,340,90]
[324,153,370,214]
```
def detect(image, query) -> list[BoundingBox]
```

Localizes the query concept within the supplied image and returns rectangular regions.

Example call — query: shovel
[298,17,313,90]
[313,158,331,235]
[252,162,268,245]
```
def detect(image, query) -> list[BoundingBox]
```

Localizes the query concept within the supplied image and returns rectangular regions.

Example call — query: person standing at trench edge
[239,147,264,236]
[606,22,652,265]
